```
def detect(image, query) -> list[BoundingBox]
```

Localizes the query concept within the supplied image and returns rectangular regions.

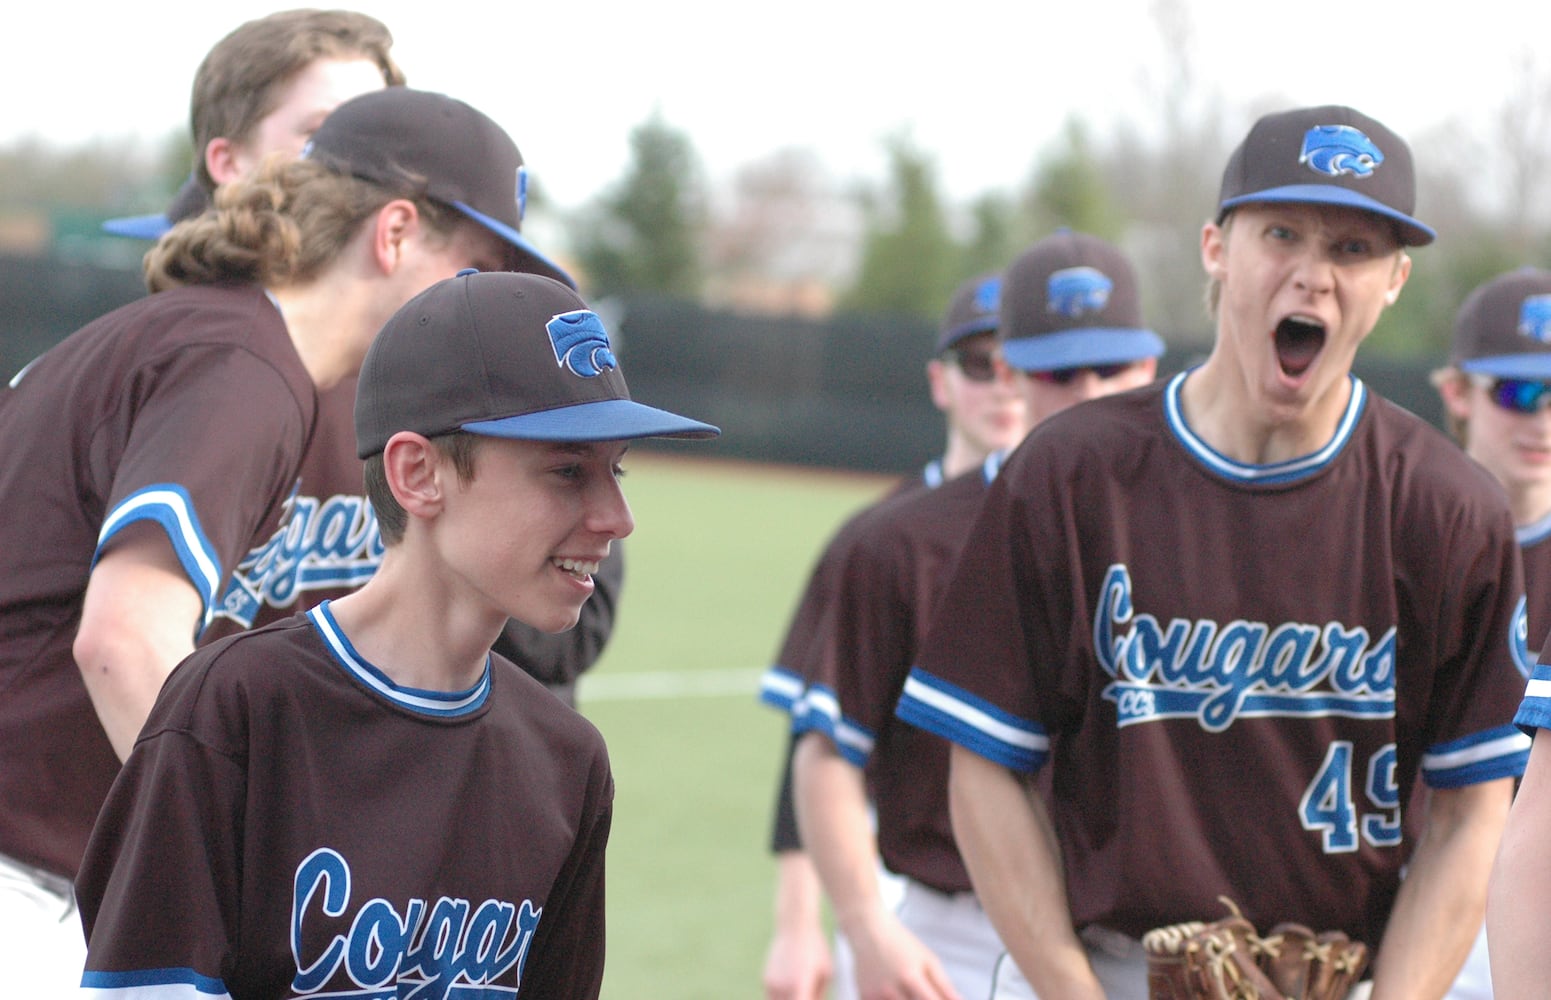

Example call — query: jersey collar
[308,601,491,718]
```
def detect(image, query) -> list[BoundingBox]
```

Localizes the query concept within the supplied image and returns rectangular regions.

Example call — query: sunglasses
[944,346,1000,383]
[1028,363,1132,385]
[1484,376,1551,414]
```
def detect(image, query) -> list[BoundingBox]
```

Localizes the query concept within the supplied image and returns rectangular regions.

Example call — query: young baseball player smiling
[74,270,718,999]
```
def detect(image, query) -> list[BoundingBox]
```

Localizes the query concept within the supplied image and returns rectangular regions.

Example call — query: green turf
[579,454,892,998]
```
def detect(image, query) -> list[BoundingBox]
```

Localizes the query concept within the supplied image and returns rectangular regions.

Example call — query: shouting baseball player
[897,105,1531,999]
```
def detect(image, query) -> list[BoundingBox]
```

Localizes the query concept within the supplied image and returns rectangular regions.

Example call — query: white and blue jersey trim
[1165,371,1367,485]
[1422,726,1530,787]
[307,602,490,717]
[97,484,222,635]
[1515,661,1551,734]
[791,684,875,767]
[758,666,805,712]
[894,668,1048,773]
[79,966,231,998]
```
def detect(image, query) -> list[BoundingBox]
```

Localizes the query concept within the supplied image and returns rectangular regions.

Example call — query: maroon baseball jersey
[0,283,315,878]
[897,374,1531,947]
[1519,513,1551,663]
[794,455,1002,892]
[77,602,612,999]
[761,462,940,853]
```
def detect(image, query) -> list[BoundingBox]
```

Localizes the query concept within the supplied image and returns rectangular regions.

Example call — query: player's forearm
[1488,739,1551,999]
[75,542,202,761]
[1370,778,1512,1000]
[792,734,888,935]
[763,851,832,1000]
[947,745,1102,1000]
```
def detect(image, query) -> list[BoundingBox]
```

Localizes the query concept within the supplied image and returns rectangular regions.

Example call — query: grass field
[575,452,895,999]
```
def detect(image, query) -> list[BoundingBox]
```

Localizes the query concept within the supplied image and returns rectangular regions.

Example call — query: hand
[845,909,962,1000]
[762,918,833,1000]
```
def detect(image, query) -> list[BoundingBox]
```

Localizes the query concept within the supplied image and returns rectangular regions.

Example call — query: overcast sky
[5,0,1548,210]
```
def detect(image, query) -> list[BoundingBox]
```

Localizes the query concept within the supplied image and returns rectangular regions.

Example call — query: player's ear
[1200,219,1229,282]
[926,358,952,412]
[204,137,245,187]
[369,200,422,276]
[1383,252,1411,306]
[1437,370,1474,423]
[382,431,445,522]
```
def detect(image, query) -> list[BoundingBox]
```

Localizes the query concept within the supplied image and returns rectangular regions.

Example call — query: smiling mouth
[552,558,600,581]
[1275,316,1326,378]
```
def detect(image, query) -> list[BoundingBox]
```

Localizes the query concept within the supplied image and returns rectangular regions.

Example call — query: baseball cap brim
[101,213,173,240]
[1460,355,1551,380]
[454,200,577,290]
[938,316,999,352]
[1220,184,1435,246]
[1001,328,1165,373]
[464,398,720,442]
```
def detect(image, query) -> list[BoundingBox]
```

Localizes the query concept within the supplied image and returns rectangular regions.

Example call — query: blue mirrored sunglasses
[1488,377,1551,414]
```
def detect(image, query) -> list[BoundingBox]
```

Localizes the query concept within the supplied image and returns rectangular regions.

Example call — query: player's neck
[325,549,503,693]
[939,439,990,480]
[1507,480,1551,530]
[269,279,381,392]
[1178,360,1354,466]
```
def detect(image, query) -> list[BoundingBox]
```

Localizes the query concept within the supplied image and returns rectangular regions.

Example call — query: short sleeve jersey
[1509,515,1551,731]
[77,603,613,999]
[0,283,315,877]
[898,374,1530,945]
[794,455,1001,892]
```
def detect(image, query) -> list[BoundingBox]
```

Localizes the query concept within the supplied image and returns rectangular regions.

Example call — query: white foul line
[579,667,766,703]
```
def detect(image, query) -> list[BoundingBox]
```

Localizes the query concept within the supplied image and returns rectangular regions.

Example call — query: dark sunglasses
[1486,376,1551,414]
[944,347,1000,383]
[1028,363,1132,385]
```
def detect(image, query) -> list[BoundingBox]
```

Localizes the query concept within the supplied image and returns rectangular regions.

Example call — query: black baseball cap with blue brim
[997,230,1164,373]
[937,273,1002,353]
[355,270,718,458]
[302,88,576,288]
[1217,104,1435,247]
[1451,267,1551,380]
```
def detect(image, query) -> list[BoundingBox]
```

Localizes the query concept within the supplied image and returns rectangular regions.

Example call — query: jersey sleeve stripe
[758,666,805,712]
[791,684,874,766]
[96,484,222,634]
[894,668,1047,773]
[80,966,231,998]
[1421,725,1531,788]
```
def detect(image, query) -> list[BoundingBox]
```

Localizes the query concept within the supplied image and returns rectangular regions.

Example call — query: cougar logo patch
[548,310,618,378]
[1047,267,1112,318]
[1518,294,1551,345]
[973,275,1002,314]
[1300,125,1384,179]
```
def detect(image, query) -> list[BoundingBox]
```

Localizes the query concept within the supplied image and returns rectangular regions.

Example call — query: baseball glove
[1142,898,1369,1000]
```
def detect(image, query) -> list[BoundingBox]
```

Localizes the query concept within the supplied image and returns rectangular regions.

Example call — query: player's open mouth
[552,557,599,581]
[1274,316,1325,378]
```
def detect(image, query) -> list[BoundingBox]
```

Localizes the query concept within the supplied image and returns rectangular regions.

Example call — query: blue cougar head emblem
[516,166,528,223]
[1300,125,1384,178]
[1519,294,1551,345]
[1046,267,1112,318]
[548,310,618,378]
[973,276,1001,314]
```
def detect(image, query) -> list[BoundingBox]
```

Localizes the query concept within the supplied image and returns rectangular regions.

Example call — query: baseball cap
[101,175,210,240]
[936,273,1002,353]
[1217,104,1435,247]
[1450,267,1551,380]
[302,88,575,288]
[998,230,1164,373]
[355,270,719,457]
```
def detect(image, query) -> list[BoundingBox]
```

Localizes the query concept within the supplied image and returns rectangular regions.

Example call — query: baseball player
[794,230,1161,1000]
[896,105,1531,1000]
[0,88,552,994]
[103,8,406,240]
[75,269,719,999]
[107,10,619,707]
[1444,269,1551,1000]
[761,273,1026,1000]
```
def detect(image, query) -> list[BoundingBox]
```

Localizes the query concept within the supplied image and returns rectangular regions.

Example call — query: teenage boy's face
[439,437,634,634]
[1013,358,1157,427]
[1452,376,1551,498]
[928,332,1028,457]
[233,57,387,176]
[1202,202,1410,422]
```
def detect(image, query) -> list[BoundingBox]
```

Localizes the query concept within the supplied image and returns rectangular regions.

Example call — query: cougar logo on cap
[1047,267,1112,319]
[548,310,618,378]
[1519,294,1551,345]
[516,166,528,223]
[1300,125,1383,179]
[973,276,1001,314]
